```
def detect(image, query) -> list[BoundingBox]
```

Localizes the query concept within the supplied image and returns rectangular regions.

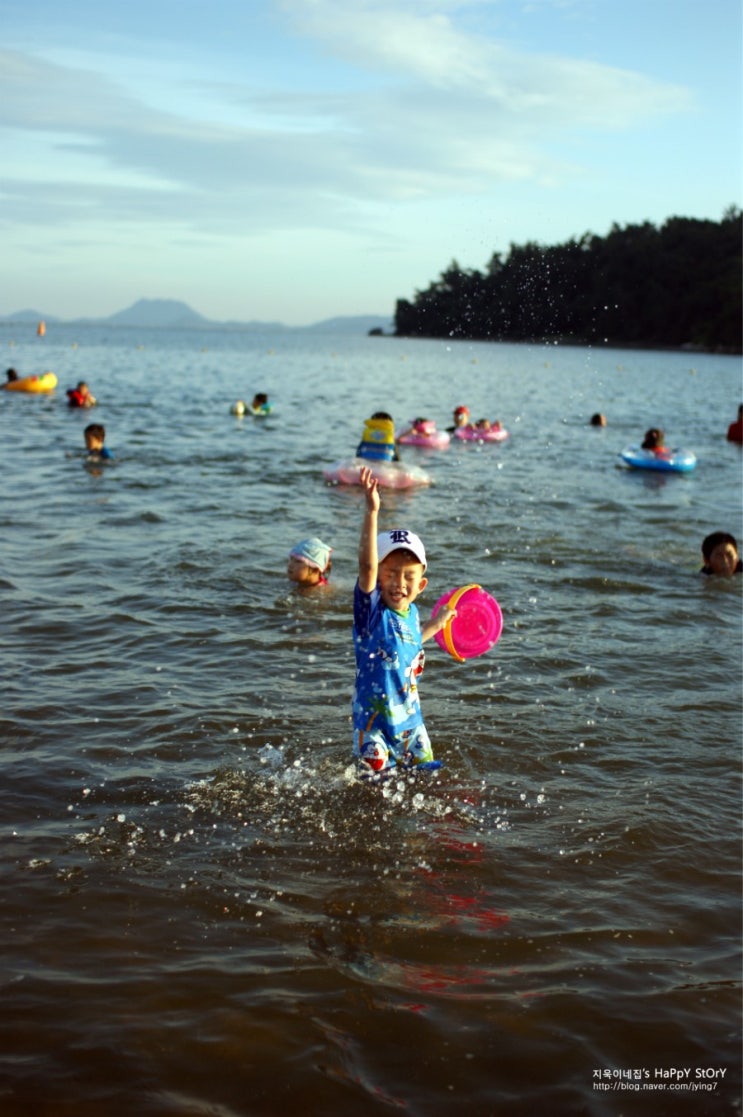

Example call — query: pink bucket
[432,584,503,662]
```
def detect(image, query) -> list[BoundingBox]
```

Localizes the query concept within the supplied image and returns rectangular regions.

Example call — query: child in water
[250,393,272,416]
[287,538,332,587]
[456,415,504,436]
[352,465,455,776]
[67,381,97,408]
[398,417,435,438]
[726,405,743,444]
[641,427,671,458]
[84,423,113,461]
[356,411,398,461]
[700,532,742,576]
[447,405,470,432]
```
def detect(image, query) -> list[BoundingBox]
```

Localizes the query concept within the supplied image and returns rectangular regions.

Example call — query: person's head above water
[287,537,332,586]
[642,427,665,450]
[701,532,741,577]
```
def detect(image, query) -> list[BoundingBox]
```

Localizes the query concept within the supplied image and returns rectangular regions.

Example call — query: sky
[1,0,740,326]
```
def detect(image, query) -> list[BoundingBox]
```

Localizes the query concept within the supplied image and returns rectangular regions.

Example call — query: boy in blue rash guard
[352,465,455,776]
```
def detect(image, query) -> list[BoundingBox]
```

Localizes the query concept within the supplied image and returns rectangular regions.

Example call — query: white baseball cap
[377,529,427,570]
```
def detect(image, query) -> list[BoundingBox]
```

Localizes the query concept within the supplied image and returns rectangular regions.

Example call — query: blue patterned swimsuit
[352,582,433,769]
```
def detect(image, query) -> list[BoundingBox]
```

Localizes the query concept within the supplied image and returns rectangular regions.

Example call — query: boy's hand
[360,466,381,512]
[421,605,457,643]
[434,605,456,633]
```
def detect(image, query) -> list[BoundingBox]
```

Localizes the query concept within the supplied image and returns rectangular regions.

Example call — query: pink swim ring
[323,457,432,490]
[454,424,508,443]
[397,419,451,449]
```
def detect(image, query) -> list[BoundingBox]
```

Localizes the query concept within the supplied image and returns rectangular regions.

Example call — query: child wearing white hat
[351,466,455,777]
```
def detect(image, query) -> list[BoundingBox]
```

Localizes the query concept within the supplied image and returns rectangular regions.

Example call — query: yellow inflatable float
[2,372,58,393]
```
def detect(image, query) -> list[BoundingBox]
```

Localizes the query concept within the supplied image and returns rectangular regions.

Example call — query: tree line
[393,208,742,353]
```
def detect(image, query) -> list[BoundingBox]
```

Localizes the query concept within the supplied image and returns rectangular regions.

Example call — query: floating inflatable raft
[619,445,697,473]
[397,419,450,449]
[323,456,432,489]
[397,429,450,449]
[2,372,58,393]
[453,426,509,443]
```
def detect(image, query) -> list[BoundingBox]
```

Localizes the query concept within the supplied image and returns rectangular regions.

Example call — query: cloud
[0,1,693,242]
[279,0,692,125]
[280,0,498,88]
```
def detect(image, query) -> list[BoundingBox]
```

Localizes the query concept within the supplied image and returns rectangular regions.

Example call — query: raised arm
[358,466,380,593]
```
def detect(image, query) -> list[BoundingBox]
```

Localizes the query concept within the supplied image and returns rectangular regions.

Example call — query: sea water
[1,324,741,1116]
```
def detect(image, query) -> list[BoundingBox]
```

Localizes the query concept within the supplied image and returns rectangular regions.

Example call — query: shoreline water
[3,316,741,355]
[1,328,741,1115]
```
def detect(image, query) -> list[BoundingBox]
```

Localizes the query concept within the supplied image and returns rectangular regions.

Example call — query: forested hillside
[394,209,741,352]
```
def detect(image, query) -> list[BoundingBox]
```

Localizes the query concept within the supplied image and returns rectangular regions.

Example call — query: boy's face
[707,541,739,576]
[378,553,427,611]
[85,431,103,451]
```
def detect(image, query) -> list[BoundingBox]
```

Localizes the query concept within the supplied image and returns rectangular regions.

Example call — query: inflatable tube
[453,425,508,443]
[2,372,58,393]
[397,429,451,449]
[323,456,432,489]
[620,445,697,473]
[229,400,272,416]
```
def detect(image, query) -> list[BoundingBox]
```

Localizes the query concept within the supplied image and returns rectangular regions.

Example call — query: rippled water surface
[1,325,741,1116]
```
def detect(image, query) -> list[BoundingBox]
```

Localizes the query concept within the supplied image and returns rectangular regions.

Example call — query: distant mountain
[0,298,392,334]
[304,315,394,334]
[103,298,211,328]
[1,308,61,324]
